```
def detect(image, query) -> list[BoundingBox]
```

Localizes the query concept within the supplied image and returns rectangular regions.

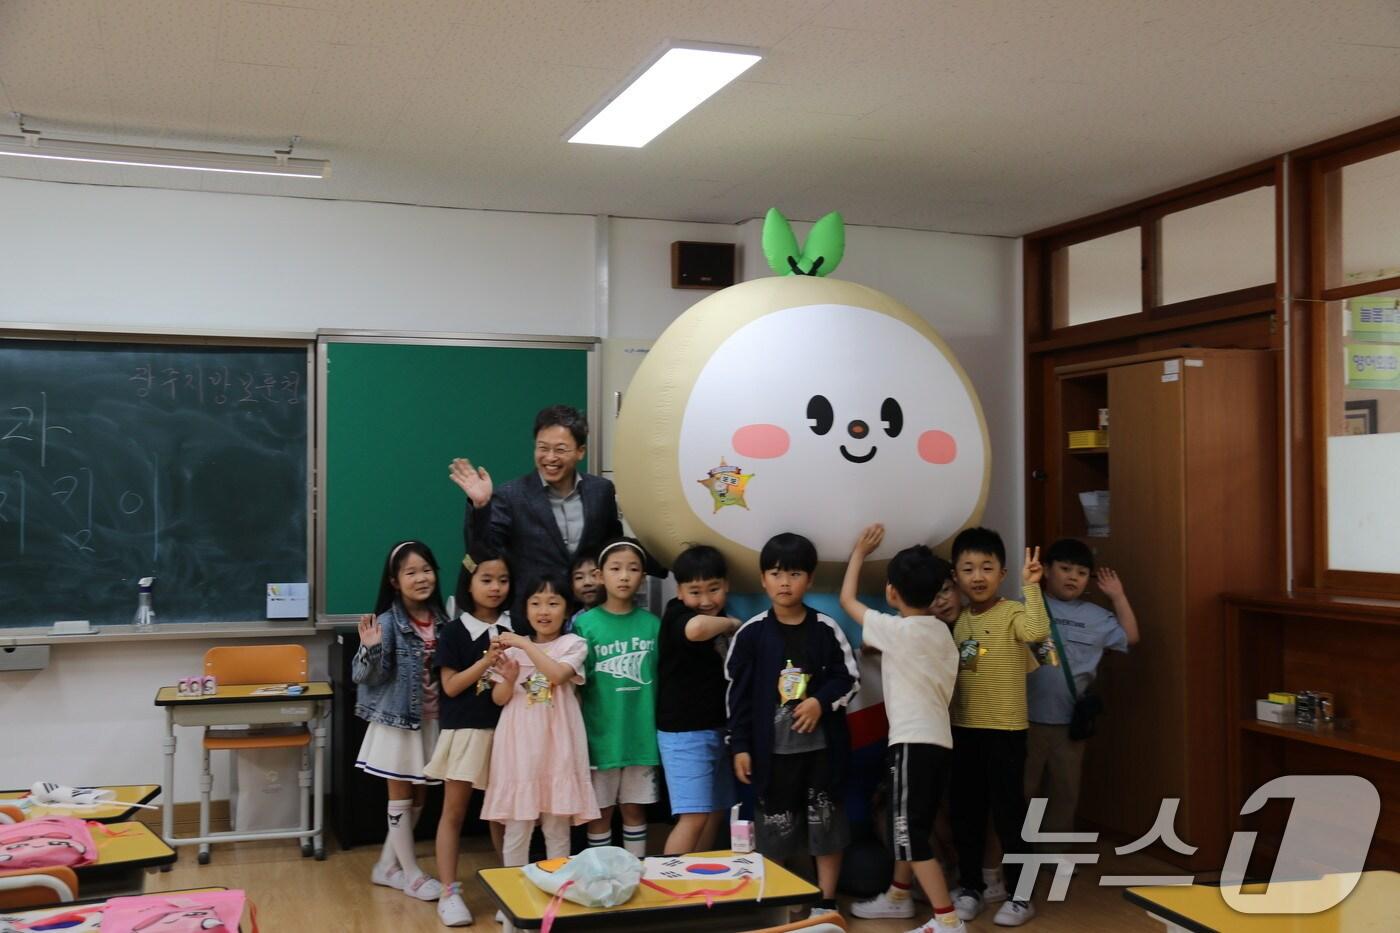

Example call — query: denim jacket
[352,600,445,730]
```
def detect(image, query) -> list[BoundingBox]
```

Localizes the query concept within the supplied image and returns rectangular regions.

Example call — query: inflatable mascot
[614,208,990,593]
[613,208,993,894]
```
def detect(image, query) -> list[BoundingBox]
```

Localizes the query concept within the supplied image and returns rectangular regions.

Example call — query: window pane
[1160,186,1275,305]
[1331,147,1400,289]
[1052,227,1142,327]
[1326,289,1400,573]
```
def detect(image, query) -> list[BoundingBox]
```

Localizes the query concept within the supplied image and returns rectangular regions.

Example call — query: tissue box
[1256,699,1296,724]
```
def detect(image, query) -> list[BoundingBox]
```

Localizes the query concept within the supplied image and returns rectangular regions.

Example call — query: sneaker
[951,887,984,922]
[403,872,445,901]
[852,891,916,919]
[907,918,967,933]
[993,899,1037,926]
[984,874,1010,903]
[437,883,473,926]
[370,863,404,889]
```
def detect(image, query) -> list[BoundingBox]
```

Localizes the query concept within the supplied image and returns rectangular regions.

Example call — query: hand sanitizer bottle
[133,576,156,628]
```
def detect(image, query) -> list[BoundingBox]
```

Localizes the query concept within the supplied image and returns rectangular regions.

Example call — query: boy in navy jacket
[727,533,860,916]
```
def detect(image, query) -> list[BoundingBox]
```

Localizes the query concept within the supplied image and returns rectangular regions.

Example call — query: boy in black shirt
[726,533,860,916]
[657,544,740,854]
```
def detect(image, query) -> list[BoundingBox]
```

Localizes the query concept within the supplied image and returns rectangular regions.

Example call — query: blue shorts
[657,728,736,815]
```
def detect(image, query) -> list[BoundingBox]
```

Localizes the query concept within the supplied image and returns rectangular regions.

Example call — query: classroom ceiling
[1,0,1399,236]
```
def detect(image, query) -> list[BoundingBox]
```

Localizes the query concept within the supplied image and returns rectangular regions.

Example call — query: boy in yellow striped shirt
[947,527,1048,927]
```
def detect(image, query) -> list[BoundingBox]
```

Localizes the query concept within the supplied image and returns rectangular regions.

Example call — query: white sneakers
[437,882,473,926]
[994,899,1037,926]
[908,918,967,933]
[370,863,405,888]
[852,891,916,919]
[403,872,445,901]
[951,887,984,921]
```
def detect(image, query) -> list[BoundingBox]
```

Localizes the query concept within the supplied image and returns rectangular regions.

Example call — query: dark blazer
[464,470,623,630]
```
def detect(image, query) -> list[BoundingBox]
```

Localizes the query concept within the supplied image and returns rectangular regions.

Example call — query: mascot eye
[881,398,904,437]
[807,395,834,435]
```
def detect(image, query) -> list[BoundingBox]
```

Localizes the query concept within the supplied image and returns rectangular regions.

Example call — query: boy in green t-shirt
[572,537,660,857]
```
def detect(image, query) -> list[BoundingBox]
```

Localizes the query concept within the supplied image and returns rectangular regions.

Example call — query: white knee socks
[385,799,423,879]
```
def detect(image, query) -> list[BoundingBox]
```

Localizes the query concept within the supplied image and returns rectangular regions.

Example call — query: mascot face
[615,276,990,591]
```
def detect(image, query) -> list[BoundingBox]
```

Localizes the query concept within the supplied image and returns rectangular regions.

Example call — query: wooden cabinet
[1225,593,1400,872]
[1051,349,1278,869]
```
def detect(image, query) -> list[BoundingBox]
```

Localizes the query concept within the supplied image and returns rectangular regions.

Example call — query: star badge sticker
[697,459,754,512]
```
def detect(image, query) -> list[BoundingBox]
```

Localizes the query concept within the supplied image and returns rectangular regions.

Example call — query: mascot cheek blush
[614,211,990,591]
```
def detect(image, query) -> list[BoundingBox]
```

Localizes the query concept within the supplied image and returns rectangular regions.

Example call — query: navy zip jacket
[725,606,860,800]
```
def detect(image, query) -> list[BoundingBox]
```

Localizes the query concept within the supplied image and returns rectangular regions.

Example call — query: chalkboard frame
[0,324,316,632]
[313,330,601,626]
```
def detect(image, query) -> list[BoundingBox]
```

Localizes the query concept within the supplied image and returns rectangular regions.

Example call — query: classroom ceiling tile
[2,0,1399,234]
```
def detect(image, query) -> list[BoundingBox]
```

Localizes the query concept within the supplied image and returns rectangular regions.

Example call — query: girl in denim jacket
[353,539,448,902]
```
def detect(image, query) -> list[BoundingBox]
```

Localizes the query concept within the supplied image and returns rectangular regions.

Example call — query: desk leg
[162,707,176,852]
[312,701,327,860]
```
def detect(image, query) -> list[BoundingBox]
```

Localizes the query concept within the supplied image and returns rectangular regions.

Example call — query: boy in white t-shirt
[840,524,964,933]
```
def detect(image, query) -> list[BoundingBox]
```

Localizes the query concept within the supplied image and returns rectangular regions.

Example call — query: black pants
[950,726,1029,898]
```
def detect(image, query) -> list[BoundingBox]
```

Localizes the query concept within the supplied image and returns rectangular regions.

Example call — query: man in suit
[451,404,624,631]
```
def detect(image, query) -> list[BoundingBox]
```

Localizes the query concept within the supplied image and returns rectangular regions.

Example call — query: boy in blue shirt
[1025,538,1139,836]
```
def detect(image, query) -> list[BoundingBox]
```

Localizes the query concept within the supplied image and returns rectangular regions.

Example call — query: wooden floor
[142,831,1174,931]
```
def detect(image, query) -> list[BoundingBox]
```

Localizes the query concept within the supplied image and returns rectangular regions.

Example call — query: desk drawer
[174,701,316,727]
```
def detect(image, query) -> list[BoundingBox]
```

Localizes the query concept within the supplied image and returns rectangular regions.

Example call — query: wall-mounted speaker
[671,241,736,290]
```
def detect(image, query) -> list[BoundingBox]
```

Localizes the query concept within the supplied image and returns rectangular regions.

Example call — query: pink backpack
[101,891,254,933]
[0,817,97,870]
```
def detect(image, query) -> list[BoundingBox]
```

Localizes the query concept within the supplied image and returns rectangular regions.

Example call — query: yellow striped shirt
[951,585,1050,730]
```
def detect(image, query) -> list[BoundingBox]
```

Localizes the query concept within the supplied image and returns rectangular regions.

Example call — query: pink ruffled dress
[480,633,600,825]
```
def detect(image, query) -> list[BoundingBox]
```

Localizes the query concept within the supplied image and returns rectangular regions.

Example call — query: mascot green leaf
[762,208,845,277]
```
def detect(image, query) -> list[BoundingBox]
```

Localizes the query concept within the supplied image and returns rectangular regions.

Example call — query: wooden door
[1078,359,1189,852]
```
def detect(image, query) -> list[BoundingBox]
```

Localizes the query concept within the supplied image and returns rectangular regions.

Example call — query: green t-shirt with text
[573,605,661,769]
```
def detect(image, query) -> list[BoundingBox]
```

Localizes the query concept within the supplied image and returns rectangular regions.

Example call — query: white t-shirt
[862,608,958,748]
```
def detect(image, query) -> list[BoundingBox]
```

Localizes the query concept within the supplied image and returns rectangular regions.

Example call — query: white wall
[0,181,1019,800]
[0,177,597,336]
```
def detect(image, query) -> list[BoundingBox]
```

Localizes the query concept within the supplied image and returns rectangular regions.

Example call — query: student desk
[153,683,331,861]
[0,786,160,824]
[0,887,238,932]
[1124,871,1400,932]
[477,853,819,932]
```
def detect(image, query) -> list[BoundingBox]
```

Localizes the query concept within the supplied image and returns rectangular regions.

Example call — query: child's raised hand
[853,524,884,558]
[357,614,381,647]
[449,457,493,508]
[1096,567,1124,598]
[1022,546,1043,586]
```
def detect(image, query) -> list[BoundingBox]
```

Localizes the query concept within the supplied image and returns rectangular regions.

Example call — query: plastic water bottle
[133,576,156,628]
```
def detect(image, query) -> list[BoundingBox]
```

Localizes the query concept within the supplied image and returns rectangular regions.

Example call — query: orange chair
[197,645,311,864]
[0,866,78,910]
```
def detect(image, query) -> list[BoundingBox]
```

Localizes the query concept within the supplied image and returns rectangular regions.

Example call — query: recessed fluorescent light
[0,135,329,178]
[568,42,761,148]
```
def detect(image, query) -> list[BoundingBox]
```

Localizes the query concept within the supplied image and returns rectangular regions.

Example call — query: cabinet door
[1077,360,1187,845]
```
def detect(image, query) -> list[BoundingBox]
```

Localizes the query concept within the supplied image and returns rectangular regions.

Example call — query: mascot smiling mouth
[839,445,876,463]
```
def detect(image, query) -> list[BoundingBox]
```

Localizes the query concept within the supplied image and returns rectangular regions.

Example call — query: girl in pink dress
[481,573,600,866]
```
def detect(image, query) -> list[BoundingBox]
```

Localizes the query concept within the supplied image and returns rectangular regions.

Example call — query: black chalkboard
[0,339,309,628]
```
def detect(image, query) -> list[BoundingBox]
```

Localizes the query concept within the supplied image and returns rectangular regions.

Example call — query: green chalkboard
[0,339,309,628]
[319,338,592,618]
